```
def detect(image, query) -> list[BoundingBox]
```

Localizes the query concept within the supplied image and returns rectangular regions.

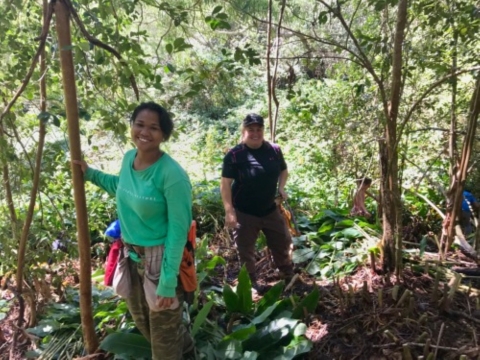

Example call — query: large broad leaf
[256,281,284,315]
[292,287,320,319]
[236,266,253,315]
[336,227,362,239]
[314,209,345,222]
[223,284,240,313]
[215,338,243,359]
[305,261,321,275]
[99,332,151,358]
[224,324,256,341]
[292,248,316,263]
[271,338,313,360]
[317,221,334,235]
[252,303,279,325]
[242,351,259,359]
[27,320,62,336]
[242,318,299,352]
[192,300,213,337]
[335,219,354,228]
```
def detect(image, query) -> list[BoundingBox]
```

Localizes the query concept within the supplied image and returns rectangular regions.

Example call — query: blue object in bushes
[105,220,121,240]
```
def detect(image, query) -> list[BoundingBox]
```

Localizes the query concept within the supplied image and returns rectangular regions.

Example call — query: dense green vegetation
[1,0,480,358]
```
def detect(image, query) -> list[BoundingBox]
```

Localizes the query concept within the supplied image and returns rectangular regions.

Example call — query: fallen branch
[284,273,300,292]
[372,341,476,352]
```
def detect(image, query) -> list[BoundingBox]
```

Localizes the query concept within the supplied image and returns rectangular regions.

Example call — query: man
[220,113,294,292]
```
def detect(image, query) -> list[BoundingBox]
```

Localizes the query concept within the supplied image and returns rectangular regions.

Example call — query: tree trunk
[54,0,98,353]
[445,74,480,250]
[15,0,49,331]
[379,0,408,276]
[266,0,273,138]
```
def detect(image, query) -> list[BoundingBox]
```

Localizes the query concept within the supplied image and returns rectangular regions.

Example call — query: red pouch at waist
[105,240,124,286]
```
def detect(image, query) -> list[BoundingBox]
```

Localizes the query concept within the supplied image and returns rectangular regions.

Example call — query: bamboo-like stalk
[15,0,50,332]
[402,344,413,360]
[392,285,399,301]
[54,0,98,353]
[433,323,445,360]
[396,289,411,307]
[424,338,431,358]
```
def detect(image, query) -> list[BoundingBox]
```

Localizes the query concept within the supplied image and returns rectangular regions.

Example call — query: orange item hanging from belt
[180,221,197,292]
[279,204,301,236]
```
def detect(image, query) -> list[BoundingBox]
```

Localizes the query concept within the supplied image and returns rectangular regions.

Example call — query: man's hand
[278,188,288,200]
[225,209,238,229]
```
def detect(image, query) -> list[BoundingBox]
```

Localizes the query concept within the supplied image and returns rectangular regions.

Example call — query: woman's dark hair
[130,102,174,141]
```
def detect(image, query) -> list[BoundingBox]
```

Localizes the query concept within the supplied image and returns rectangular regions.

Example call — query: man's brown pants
[233,208,293,280]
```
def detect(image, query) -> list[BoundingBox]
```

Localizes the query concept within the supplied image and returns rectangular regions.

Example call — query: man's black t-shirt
[222,142,287,217]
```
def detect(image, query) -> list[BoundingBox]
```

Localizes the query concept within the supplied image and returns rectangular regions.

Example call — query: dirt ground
[1,246,480,360]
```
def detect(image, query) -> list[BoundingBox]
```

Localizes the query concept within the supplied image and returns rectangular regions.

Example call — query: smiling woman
[73,102,194,360]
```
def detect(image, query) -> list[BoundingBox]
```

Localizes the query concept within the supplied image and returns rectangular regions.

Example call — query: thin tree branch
[0,1,54,126]
[266,0,273,136]
[271,0,287,142]
[397,66,480,147]
[65,0,140,101]
[226,0,368,69]
[317,0,388,108]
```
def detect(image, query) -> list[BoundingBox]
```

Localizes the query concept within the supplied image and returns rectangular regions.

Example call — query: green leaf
[164,63,175,73]
[306,261,321,275]
[212,6,223,15]
[217,20,231,30]
[204,255,226,271]
[165,43,173,54]
[223,284,240,313]
[292,248,316,263]
[215,338,242,359]
[236,265,253,315]
[242,352,259,359]
[293,323,307,337]
[252,303,278,325]
[317,221,334,235]
[37,111,51,123]
[273,338,312,359]
[292,287,320,319]
[99,332,151,358]
[256,281,284,315]
[224,324,256,341]
[78,42,91,51]
[318,11,329,24]
[192,300,213,337]
[338,228,362,239]
[52,116,61,127]
[242,318,299,352]
[27,321,61,337]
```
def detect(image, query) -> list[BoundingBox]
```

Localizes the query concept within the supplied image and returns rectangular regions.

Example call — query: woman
[74,102,193,360]
[220,113,294,292]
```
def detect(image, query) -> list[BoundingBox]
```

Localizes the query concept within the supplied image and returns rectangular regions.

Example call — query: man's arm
[220,177,237,228]
[278,169,289,199]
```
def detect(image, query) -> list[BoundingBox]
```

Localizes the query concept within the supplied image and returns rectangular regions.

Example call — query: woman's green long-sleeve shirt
[85,149,192,297]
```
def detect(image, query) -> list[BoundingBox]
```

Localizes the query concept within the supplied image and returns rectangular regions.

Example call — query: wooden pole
[54,0,98,353]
